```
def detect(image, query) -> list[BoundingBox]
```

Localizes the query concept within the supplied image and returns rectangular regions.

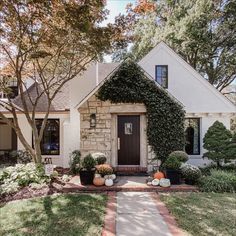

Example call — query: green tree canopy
[117,0,236,93]
[0,0,124,163]
[225,132,236,160]
[203,121,234,167]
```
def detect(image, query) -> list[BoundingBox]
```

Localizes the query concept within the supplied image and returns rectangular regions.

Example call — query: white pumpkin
[159,178,171,187]
[105,178,113,187]
[104,175,113,179]
[111,174,116,180]
[151,179,160,186]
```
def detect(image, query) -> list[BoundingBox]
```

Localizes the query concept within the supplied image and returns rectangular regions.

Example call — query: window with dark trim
[35,119,60,155]
[184,118,200,155]
[0,76,18,99]
[155,65,168,88]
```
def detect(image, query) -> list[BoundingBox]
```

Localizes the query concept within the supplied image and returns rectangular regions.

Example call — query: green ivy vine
[97,60,185,163]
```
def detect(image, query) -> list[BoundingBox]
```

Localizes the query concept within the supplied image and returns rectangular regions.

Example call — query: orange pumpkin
[154,171,165,180]
[93,176,105,186]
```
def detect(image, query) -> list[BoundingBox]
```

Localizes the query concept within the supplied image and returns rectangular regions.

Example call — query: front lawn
[0,193,107,236]
[160,192,236,236]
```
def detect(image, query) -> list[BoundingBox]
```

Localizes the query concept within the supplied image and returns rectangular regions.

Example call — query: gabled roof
[12,83,70,112]
[139,41,236,111]
[75,59,183,109]
[75,63,121,108]
[76,41,235,113]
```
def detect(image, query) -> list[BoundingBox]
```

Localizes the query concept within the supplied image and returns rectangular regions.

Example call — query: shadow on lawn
[2,194,107,236]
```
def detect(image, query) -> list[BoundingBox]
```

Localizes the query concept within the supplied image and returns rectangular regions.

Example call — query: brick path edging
[102,192,116,236]
[151,193,187,236]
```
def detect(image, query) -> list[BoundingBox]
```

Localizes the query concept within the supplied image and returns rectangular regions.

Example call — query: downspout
[96,61,99,86]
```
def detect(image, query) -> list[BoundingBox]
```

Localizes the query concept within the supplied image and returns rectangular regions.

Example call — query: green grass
[160,192,236,236]
[0,193,107,236]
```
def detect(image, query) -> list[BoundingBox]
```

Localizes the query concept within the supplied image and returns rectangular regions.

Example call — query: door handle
[118,137,120,150]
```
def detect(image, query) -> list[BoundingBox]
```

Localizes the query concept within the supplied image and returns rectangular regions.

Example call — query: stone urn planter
[79,169,96,185]
[165,169,181,185]
[79,154,96,185]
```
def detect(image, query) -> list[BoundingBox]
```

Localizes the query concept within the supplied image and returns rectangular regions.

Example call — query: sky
[103,0,136,61]
[103,0,136,25]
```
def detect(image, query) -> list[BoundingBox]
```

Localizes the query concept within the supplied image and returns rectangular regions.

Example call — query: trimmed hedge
[97,60,185,163]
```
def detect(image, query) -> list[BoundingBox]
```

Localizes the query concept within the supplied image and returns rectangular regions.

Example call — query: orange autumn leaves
[127,0,156,14]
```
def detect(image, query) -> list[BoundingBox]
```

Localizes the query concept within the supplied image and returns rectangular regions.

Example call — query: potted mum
[96,164,115,186]
[96,164,113,177]
[180,164,202,185]
[79,154,96,185]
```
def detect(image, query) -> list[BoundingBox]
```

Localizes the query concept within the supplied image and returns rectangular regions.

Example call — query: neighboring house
[0,42,235,170]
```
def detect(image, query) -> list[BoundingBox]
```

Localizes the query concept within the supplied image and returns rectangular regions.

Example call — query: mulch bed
[0,178,65,204]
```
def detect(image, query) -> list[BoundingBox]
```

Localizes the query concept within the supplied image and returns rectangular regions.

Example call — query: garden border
[151,193,186,236]
[102,192,117,236]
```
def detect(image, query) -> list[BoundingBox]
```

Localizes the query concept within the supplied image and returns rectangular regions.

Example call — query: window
[0,92,7,99]
[0,76,18,99]
[184,118,200,155]
[155,65,168,88]
[0,119,17,151]
[35,119,60,155]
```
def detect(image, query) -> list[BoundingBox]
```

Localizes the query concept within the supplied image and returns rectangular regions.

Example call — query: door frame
[111,113,147,167]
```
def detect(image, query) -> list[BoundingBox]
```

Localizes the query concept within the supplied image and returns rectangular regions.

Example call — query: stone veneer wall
[79,95,112,162]
[79,94,155,167]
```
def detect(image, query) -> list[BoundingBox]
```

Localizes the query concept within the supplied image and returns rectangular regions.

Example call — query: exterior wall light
[90,113,96,128]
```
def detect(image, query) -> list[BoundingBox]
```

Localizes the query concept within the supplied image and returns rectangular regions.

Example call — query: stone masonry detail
[79,95,114,163]
[79,94,147,164]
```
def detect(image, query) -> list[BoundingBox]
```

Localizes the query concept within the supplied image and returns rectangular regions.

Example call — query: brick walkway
[102,192,186,236]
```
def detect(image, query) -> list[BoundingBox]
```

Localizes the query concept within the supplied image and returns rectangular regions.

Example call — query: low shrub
[10,150,32,164]
[200,163,236,176]
[81,154,96,171]
[61,174,71,182]
[96,164,113,177]
[69,150,81,174]
[199,169,236,193]
[180,164,202,184]
[91,152,107,165]
[0,163,50,195]
[221,163,236,172]
[162,156,182,170]
[199,163,217,176]
[169,151,189,163]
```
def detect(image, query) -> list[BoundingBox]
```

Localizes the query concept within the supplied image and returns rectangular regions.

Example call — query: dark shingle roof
[13,83,70,112]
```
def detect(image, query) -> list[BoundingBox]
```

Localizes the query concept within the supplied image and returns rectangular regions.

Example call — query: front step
[116,172,149,176]
[114,166,148,176]
[63,175,198,193]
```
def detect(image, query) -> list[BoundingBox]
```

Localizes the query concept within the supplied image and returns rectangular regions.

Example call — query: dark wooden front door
[118,115,140,165]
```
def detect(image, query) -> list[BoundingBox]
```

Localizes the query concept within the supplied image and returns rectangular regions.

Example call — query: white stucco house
[0,42,235,170]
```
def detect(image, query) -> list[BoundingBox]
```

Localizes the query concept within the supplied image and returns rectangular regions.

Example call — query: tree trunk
[34,139,42,164]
